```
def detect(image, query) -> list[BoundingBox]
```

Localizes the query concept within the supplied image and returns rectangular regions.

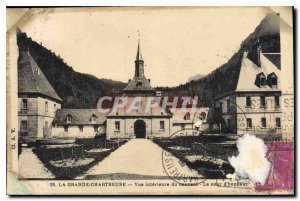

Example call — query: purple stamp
[255,141,294,192]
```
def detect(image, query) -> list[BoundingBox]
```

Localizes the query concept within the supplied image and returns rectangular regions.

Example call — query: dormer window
[200,112,206,120]
[184,112,191,120]
[136,80,142,88]
[267,73,278,88]
[90,114,97,122]
[255,73,267,88]
[66,114,73,123]
[259,74,266,87]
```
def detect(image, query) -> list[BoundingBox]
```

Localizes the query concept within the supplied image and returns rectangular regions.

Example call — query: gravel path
[78,139,201,180]
[19,148,54,179]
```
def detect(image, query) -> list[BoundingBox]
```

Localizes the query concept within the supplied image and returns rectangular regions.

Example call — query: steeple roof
[18,50,62,102]
[124,40,155,94]
[136,40,143,61]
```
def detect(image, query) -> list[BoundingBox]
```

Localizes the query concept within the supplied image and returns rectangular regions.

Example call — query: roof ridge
[18,50,62,102]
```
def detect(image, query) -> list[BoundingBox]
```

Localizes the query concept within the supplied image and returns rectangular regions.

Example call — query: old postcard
[6,7,294,195]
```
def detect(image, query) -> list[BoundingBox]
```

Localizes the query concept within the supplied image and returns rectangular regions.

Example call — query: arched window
[66,114,73,123]
[259,73,266,87]
[271,75,277,86]
[267,73,278,88]
[184,112,191,120]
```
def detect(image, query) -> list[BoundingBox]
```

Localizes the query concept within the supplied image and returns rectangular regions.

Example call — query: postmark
[159,111,232,185]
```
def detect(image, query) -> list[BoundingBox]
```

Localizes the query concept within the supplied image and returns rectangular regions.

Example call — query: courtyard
[19,134,237,180]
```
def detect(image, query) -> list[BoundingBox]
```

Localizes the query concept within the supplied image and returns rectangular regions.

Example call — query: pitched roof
[52,109,106,125]
[123,75,155,92]
[107,97,172,117]
[215,45,281,99]
[18,51,62,102]
[235,51,281,92]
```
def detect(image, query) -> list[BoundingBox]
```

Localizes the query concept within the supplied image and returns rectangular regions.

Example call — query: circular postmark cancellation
[160,101,249,185]
[161,137,207,185]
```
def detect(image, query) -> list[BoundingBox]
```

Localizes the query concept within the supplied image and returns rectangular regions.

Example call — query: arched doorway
[134,120,146,138]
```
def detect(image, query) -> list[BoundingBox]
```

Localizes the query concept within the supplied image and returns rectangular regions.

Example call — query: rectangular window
[227,99,230,112]
[181,124,185,130]
[160,121,165,130]
[261,118,266,128]
[20,120,28,131]
[220,101,223,111]
[22,99,28,109]
[79,125,83,132]
[115,121,120,131]
[246,96,251,107]
[54,104,57,110]
[20,120,28,136]
[275,96,280,107]
[276,118,281,128]
[94,125,98,132]
[45,101,48,112]
[67,115,72,123]
[246,118,252,128]
[260,96,266,107]
[227,118,230,127]
[64,126,68,132]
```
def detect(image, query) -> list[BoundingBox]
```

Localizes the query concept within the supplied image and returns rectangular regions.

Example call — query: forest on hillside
[17,13,280,108]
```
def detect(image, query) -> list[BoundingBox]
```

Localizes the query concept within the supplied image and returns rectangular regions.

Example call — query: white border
[1,1,299,200]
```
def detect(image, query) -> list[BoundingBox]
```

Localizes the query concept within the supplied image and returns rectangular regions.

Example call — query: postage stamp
[6,7,294,195]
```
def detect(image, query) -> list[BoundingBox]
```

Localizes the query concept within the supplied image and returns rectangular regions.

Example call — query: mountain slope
[17,13,280,108]
[157,13,280,107]
[17,29,127,108]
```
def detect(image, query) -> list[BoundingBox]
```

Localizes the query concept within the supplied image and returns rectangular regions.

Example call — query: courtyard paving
[19,148,55,179]
[77,139,201,180]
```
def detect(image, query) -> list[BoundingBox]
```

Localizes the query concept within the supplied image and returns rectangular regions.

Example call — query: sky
[17,7,275,87]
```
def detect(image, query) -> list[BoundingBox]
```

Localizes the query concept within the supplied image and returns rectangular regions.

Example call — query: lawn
[153,134,237,179]
[32,138,128,179]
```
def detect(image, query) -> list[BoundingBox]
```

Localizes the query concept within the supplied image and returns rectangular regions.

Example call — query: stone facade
[216,93,282,135]
[18,95,61,139]
[215,41,282,137]
[51,109,107,138]
[19,96,61,138]
[52,125,106,138]
[106,117,171,139]
[18,51,62,140]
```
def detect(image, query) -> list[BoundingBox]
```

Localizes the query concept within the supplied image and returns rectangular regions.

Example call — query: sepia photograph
[6,6,294,195]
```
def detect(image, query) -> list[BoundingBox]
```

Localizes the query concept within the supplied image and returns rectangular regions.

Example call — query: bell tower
[123,39,156,96]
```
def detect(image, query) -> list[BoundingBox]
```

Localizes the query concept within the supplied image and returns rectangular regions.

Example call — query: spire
[134,39,144,78]
[136,39,143,61]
